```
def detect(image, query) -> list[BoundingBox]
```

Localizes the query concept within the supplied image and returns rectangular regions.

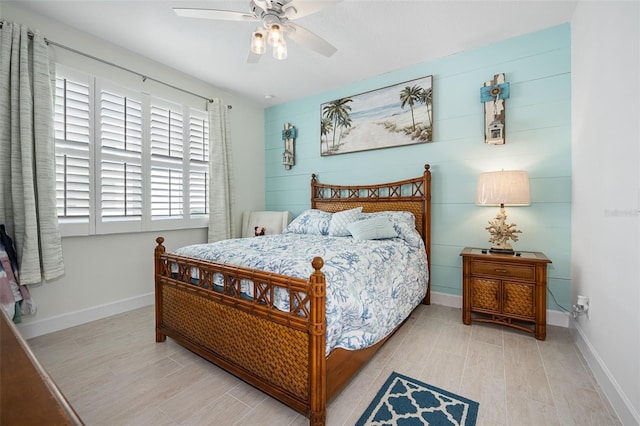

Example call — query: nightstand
[460,247,551,340]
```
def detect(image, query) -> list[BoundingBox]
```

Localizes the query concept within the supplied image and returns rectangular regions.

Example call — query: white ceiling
[8,0,577,107]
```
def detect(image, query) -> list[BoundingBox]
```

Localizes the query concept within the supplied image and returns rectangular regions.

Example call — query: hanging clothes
[0,225,36,323]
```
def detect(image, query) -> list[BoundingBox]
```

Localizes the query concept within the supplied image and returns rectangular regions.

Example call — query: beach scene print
[320,75,433,156]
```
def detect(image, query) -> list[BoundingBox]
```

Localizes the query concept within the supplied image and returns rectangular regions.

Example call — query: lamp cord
[547,287,571,313]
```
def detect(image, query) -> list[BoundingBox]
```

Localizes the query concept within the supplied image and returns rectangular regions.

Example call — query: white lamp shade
[476,170,530,206]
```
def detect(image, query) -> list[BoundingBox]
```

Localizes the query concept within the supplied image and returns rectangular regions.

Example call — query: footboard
[154,237,327,425]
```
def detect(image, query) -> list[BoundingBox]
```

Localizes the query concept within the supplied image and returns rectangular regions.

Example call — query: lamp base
[489,247,515,255]
[485,205,522,256]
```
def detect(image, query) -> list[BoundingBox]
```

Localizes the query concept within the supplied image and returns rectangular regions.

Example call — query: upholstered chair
[240,211,292,237]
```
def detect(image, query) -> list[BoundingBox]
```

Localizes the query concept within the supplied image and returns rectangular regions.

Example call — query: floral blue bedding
[174,226,428,355]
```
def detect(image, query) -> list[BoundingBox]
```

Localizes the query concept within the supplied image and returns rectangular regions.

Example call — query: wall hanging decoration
[320,75,433,156]
[282,123,296,169]
[481,73,510,145]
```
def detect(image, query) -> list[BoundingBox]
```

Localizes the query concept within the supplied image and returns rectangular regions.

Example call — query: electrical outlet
[572,295,589,319]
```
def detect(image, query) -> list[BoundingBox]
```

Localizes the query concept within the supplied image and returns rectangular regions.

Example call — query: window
[54,65,209,236]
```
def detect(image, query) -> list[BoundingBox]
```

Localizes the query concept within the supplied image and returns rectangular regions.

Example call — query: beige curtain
[0,22,64,284]
[207,98,236,242]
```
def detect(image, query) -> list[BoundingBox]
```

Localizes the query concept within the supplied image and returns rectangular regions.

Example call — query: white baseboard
[573,323,640,426]
[430,291,570,328]
[16,292,154,340]
[431,291,462,309]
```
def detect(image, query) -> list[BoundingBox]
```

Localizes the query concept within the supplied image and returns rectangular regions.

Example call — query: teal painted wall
[264,24,571,311]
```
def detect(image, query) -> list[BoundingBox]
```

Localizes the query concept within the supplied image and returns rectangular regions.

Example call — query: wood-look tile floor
[28,304,622,426]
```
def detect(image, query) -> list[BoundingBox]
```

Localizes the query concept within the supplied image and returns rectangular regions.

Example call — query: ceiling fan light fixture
[273,39,288,60]
[267,23,284,46]
[250,30,266,55]
[174,0,339,63]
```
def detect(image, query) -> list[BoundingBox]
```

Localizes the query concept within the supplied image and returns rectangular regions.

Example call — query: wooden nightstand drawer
[470,260,535,281]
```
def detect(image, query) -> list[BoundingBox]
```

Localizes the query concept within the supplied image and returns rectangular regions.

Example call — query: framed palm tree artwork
[320,75,433,156]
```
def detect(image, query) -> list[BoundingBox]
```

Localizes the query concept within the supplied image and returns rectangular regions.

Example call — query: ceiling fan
[173,0,339,62]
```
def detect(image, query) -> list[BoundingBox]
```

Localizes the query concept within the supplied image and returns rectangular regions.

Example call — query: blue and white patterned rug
[355,372,479,426]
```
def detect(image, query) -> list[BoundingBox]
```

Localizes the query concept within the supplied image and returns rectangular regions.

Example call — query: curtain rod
[1,20,225,106]
[46,39,216,104]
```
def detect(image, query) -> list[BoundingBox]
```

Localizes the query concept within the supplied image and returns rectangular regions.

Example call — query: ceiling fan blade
[286,22,337,57]
[284,0,341,20]
[253,0,272,11]
[173,8,257,22]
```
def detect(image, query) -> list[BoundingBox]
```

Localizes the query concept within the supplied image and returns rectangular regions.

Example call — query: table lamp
[476,170,530,254]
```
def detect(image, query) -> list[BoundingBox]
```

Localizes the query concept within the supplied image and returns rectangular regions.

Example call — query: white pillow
[284,209,331,235]
[347,217,398,240]
[328,207,362,237]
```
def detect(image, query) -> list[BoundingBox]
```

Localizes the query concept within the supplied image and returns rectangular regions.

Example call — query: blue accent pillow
[347,217,398,240]
[284,209,331,235]
[361,211,422,247]
[328,207,363,237]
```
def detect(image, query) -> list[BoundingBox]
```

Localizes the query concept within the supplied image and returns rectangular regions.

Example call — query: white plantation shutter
[189,113,208,163]
[99,88,143,220]
[54,75,91,221]
[189,170,208,215]
[150,104,183,158]
[150,100,184,219]
[101,161,143,217]
[189,111,209,216]
[55,153,90,217]
[53,65,210,235]
[151,167,183,217]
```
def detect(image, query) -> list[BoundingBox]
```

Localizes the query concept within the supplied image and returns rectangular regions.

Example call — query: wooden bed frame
[154,164,431,425]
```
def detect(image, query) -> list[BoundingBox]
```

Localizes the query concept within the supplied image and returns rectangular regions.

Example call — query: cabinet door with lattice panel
[470,277,500,312]
[502,281,535,319]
